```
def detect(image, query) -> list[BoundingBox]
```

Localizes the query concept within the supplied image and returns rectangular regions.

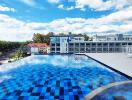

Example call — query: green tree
[0,41,23,54]
[32,33,44,43]
[84,34,90,41]
[32,32,54,44]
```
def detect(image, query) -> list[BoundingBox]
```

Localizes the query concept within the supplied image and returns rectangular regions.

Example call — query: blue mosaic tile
[0,55,130,100]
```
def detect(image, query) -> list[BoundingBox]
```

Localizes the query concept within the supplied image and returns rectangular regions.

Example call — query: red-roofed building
[27,43,50,54]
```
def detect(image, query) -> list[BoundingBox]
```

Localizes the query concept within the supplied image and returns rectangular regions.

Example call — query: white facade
[50,34,132,54]
[60,37,69,53]
[47,47,50,53]
[31,47,39,54]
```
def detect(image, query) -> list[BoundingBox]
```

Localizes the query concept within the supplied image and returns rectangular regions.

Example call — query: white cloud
[66,6,74,11]
[0,6,132,41]
[47,0,60,4]
[74,0,132,11]
[57,0,132,11]
[21,0,35,6]
[58,4,74,11]
[58,4,64,9]
[0,5,16,12]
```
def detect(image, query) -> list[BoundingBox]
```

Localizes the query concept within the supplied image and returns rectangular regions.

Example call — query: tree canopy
[32,32,54,44]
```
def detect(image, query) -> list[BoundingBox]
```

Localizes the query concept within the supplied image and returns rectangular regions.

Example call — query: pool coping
[76,53,132,80]
[84,80,132,100]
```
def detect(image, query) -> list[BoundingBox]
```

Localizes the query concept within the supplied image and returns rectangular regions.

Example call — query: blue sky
[0,0,132,41]
[0,0,114,22]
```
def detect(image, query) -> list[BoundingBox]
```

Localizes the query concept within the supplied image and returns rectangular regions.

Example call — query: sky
[0,0,132,41]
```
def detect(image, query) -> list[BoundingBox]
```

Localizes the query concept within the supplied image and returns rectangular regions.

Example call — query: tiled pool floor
[0,55,130,100]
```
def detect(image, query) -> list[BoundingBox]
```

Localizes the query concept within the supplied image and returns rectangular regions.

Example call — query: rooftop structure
[93,34,132,41]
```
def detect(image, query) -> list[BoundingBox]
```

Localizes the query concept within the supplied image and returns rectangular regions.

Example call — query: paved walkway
[84,53,132,77]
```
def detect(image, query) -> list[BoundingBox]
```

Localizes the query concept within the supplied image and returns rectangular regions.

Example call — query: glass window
[92,43,96,46]
[56,48,60,51]
[97,43,102,46]
[115,43,120,46]
[103,48,108,52]
[75,48,79,52]
[128,43,132,45]
[56,43,60,46]
[97,48,102,52]
[103,43,108,46]
[91,48,96,52]
[86,48,90,53]
[51,43,55,46]
[75,43,79,47]
[86,43,90,46]
[69,43,74,46]
[80,48,85,51]
[51,48,55,51]
[122,43,127,45]
[109,43,114,46]
[69,48,74,51]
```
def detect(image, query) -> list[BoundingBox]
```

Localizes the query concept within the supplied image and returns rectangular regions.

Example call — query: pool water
[0,55,129,100]
[92,82,132,100]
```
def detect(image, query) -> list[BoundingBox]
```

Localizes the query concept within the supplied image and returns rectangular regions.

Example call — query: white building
[93,34,132,41]
[27,43,50,55]
[50,34,132,54]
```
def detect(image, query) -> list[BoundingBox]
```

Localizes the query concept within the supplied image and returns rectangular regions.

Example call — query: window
[103,48,108,52]
[69,48,74,51]
[97,48,102,53]
[51,48,55,51]
[91,48,96,52]
[109,48,114,52]
[75,48,79,52]
[51,43,55,46]
[122,43,127,45]
[115,43,120,46]
[103,43,108,46]
[92,43,96,46]
[80,48,85,52]
[86,48,90,53]
[56,48,60,51]
[75,43,79,47]
[56,43,60,46]
[86,43,90,47]
[128,43,132,45]
[80,43,85,47]
[69,43,74,47]
[109,43,114,46]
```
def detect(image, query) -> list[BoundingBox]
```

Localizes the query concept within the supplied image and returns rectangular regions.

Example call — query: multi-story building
[50,36,84,54]
[50,34,132,54]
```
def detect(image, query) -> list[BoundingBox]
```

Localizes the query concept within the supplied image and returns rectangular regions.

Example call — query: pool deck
[83,53,132,77]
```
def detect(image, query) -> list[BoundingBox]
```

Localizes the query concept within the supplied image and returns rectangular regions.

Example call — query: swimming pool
[0,55,130,100]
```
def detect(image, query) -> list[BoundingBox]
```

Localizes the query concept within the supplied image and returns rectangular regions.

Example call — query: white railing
[125,46,132,53]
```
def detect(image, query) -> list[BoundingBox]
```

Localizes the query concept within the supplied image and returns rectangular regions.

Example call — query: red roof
[27,43,49,47]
